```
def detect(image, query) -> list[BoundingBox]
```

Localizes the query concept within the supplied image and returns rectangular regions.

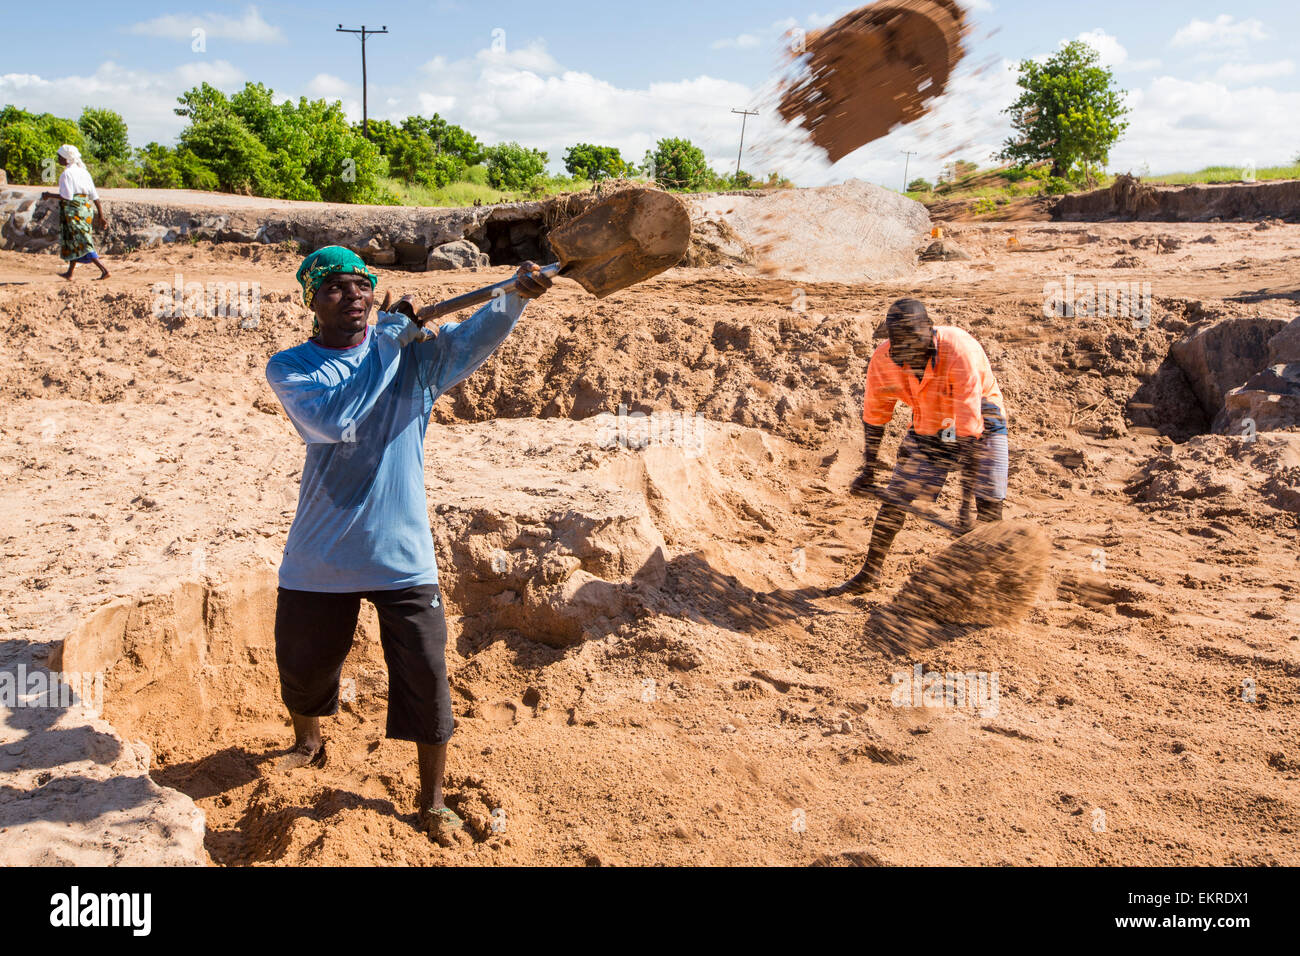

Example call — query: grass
[900,156,1300,207]
[1145,162,1300,185]
[378,167,597,207]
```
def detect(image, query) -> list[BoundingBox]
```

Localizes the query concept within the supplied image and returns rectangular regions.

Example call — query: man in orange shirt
[830,298,1008,595]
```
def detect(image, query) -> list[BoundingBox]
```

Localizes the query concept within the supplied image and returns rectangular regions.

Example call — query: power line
[337,24,388,139]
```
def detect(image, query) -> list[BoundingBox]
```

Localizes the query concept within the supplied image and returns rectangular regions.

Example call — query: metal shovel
[420,186,691,322]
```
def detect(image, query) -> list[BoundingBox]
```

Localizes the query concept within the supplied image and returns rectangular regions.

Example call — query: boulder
[1169,317,1288,417]
[426,238,489,271]
[1268,316,1300,366]
[919,239,969,261]
[1217,362,1300,434]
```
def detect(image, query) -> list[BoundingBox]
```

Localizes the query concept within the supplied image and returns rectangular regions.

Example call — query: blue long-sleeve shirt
[266,294,527,592]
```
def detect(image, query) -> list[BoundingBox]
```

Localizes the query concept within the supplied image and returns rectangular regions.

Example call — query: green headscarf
[296,246,378,337]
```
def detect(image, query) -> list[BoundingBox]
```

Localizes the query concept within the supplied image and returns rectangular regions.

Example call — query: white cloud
[0,60,245,145]
[1071,29,1160,72]
[305,73,352,100]
[127,5,283,44]
[473,39,563,76]
[1113,76,1300,173]
[1170,15,1266,50]
[1214,59,1295,85]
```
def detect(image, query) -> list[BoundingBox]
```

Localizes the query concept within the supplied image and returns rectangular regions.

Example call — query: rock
[0,168,6,185]
[426,239,489,271]
[1169,317,1289,417]
[1268,317,1300,366]
[919,239,969,261]
[1217,363,1300,434]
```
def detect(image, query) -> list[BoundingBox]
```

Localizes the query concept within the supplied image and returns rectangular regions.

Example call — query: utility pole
[337,24,388,139]
[732,108,759,181]
[900,150,917,191]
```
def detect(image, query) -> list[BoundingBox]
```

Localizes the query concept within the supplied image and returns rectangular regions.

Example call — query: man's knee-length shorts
[273,583,454,745]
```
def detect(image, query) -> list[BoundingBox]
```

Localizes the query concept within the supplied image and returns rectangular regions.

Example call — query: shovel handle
[420,262,563,323]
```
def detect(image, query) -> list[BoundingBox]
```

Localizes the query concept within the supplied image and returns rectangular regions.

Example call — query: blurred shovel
[419,186,691,321]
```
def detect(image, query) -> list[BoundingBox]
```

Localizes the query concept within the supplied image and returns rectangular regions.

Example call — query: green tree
[563,143,627,180]
[137,142,218,191]
[999,40,1130,183]
[907,177,933,192]
[174,82,231,123]
[179,114,273,194]
[171,81,386,201]
[78,107,130,162]
[401,114,483,165]
[484,141,548,190]
[0,106,84,183]
[645,137,710,190]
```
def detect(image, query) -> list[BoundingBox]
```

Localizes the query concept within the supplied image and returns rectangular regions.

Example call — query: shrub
[0,106,84,183]
[563,143,628,180]
[645,137,710,190]
[484,141,548,190]
[78,108,130,163]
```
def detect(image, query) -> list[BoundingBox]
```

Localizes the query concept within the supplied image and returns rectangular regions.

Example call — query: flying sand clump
[776,0,969,163]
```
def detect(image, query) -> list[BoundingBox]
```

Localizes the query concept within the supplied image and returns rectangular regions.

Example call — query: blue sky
[3,1,1297,187]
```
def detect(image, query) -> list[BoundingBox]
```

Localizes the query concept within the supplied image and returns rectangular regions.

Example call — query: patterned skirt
[59,194,98,262]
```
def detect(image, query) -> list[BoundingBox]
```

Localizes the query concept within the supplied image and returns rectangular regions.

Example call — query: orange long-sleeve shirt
[862,326,1005,438]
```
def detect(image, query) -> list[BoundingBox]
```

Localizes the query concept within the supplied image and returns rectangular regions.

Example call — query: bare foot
[276,739,326,771]
[420,805,467,848]
[95,270,111,280]
[58,269,73,281]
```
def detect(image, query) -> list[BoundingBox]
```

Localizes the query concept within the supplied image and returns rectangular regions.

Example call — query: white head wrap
[57,144,85,168]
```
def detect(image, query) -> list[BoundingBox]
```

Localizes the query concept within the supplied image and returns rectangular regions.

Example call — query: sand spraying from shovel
[871,520,1051,651]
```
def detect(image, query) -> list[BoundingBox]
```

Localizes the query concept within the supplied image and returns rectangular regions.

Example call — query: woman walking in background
[40,144,110,280]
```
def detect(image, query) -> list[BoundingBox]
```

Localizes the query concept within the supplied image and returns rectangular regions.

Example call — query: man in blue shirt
[266,246,551,845]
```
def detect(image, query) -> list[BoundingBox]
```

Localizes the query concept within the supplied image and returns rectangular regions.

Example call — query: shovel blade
[548,187,691,298]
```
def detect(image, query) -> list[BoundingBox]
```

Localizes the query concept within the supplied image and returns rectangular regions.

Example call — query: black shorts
[273,583,454,745]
